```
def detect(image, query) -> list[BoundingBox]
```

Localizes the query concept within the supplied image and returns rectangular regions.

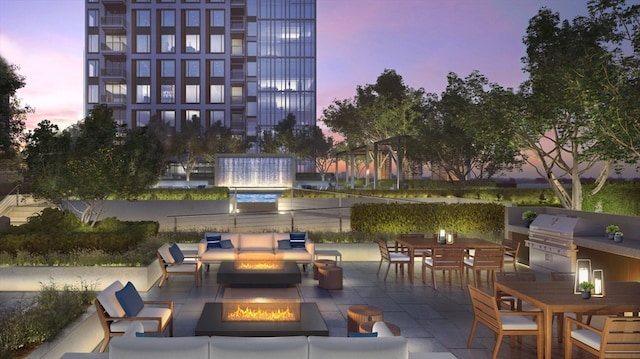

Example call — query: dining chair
[422,247,465,290]
[464,247,505,287]
[376,239,411,281]
[398,233,432,259]
[501,239,521,272]
[467,284,543,359]
[494,271,536,311]
[565,316,640,358]
[549,271,592,342]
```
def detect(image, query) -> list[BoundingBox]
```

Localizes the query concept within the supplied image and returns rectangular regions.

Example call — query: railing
[0,184,21,217]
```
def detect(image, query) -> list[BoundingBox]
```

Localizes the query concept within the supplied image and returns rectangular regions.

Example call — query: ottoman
[313,259,336,280]
[347,304,384,334]
[318,266,342,290]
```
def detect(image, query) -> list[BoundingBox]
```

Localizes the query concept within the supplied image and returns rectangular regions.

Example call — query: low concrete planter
[0,260,162,292]
[314,243,379,261]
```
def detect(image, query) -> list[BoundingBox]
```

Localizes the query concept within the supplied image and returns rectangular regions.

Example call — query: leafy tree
[299,125,335,179]
[23,105,164,224]
[202,120,251,166]
[0,56,32,158]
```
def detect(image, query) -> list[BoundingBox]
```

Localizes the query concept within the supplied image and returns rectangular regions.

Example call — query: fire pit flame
[235,261,284,270]
[227,304,296,321]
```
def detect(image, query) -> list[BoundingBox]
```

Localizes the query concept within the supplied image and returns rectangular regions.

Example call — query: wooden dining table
[394,236,502,284]
[494,280,640,359]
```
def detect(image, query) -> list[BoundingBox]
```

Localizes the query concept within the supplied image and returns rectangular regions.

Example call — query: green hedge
[582,181,640,216]
[108,187,229,200]
[351,202,504,235]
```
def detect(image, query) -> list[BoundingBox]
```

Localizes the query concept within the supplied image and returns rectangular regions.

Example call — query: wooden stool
[318,266,342,290]
[347,304,383,333]
[313,259,336,280]
[359,321,401,336]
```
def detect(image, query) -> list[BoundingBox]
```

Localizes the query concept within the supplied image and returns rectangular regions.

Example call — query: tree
[202,120,251,166]
[515,6,638,210]
[0,56,32,158]
[170,116,205,182]
[299,125,335,179]
[23,105,164,224]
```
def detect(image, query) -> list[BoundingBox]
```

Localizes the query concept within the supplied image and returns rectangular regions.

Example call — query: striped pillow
[289,233,306,248]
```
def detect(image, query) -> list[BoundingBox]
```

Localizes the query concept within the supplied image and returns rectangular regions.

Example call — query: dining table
[394,236,502,284]
[494,280,640,359]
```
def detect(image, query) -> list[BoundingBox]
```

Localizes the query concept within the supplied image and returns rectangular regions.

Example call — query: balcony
[230,69,245,83]
[230,19,244,33]
[101,15,127,33]
[101,43,127,57]
[230,0,245,7]
[101,93,127,106]
[101,68,126,80]
[231,96,245,108]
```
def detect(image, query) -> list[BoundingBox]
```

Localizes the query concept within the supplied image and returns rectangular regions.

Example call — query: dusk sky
[1,0,633,178]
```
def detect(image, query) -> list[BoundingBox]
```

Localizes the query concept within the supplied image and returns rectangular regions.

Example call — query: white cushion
[500,315,538,330]
[165,263,198,273]
[96,281,125,318]
[200,248,236,262]
[240,233,275,249]
[463,258,474,266]
[109,337,209,359]
[308,336,408,359]
[571,329,601,351]
[389,253,411,261]
[122,322,144,338]
[372,321,394,337]
[210,336,308,359]
[110,307,172,333]
[157,244,174,264]
[277,248,313,261]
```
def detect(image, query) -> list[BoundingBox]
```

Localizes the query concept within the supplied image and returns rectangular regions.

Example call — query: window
[136,10,150,27]
[88,85,99,103]
[210,85,224,103]
[247,82,257,96]
[211,60,224,77]
[247,41,257,56]
[247,101,257,116]
[105,83,126,103]
[88,60,99,77]
[88,10,99,27]
[161,85,175,103]
[136,85,151,103]
[136,60,150,77]
[105,35,126,51]
[161,111,176,127]
[211,110,224,124]
[161,60,175,77]
[88,34,99,53]
[160,34,175,53]
[186,110,200,121]
[136,34,150,53]
[247,61,256,77]
[185,60,199,77]
[185,85,200,103]
[210,35,224,53]
[210,10,224,27]
[231,86,243,104]
[185,34,200,52]
[185,10,199,26]
[247,21,257,36]
[161,10,175,27]
[136,111,151,127]
[231,39,243,55]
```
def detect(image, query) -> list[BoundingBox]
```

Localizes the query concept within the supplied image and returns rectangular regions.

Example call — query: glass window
[161,34,175,53]
[211,60,224,77]
[210,35,224,53]
[88,10,99,27]
[105,83,127,103]
[161,85,175,103]
[185,85,200,103]
[247,101,257,116]
[185,10,199,26]
[210,10,224,27]
[185,60,199,77]
[161,60,175,77]
[211,110,224,124]
[247,41,257,56]
[88,60,99,77]
[231,39,243,55]
[185,35,200,52]
[247,82,257,96]
[186,110,200,122]
[136,60,150,77]
[88,85,99,103]
[136,111,151,127]
[210,85,224,103]
[136,35,150,53]
[88,34,99,53]
[161,10,175,27]
[136,10,150,27]
[136,85,151,103]
[161,111,176,127]
[105,35,126,51]
[247,61,256,77]
[231,86,243,104]
[247,21,257,36]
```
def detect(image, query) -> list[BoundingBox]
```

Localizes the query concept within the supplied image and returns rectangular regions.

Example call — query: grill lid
[529,214,603,238]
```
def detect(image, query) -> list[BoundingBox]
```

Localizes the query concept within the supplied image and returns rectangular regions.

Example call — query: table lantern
[592,269,605,297]
[446,233,454,244]
[574,259,592,294]
[438,229,446,244]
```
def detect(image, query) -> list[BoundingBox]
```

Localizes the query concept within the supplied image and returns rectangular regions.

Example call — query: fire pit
[217,261,301,287]
[223,301,300,322]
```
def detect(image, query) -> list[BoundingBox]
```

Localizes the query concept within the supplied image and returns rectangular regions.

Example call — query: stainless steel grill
[525,214,602,272]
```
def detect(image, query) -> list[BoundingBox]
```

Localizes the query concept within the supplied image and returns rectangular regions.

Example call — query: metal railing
[0,185,21,217]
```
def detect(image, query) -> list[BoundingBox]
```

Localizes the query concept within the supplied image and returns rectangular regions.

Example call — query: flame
[235,261,284,270]
[227,304,296,321]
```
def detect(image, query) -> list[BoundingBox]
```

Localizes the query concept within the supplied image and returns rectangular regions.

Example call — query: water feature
[215,155,295,188]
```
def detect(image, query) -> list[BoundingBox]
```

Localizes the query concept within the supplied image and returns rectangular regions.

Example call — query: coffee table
[195,302,329,337]
[216,261,301,287]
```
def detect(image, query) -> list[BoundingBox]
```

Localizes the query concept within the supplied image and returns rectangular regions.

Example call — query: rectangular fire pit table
[195,302,329,337]
[216,261,302,287]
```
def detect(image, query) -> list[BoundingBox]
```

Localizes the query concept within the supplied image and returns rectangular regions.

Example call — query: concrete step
[5,205,50,225]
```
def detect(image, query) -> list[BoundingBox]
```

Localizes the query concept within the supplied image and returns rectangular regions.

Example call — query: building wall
[84,0,316,150]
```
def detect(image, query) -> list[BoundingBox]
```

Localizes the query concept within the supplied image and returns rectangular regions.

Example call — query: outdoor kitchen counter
[573,235,640,259]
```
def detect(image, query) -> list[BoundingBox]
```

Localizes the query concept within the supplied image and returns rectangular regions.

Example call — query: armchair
[157,243,202,287]
[565,316,640,358]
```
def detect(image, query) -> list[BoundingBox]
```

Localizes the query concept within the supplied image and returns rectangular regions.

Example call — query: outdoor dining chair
[376,239,411,281]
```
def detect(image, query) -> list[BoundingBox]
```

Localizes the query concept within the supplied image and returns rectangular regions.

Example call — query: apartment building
[84,0,316,151]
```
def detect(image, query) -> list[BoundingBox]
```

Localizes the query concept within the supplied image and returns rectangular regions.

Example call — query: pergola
[334,135,413,190]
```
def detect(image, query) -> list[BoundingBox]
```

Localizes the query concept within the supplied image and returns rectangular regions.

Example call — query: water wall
[215,155,295,188]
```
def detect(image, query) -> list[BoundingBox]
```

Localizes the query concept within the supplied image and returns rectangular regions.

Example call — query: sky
[0,0,635,178]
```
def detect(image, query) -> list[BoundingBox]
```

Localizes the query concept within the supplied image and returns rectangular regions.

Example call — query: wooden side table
[313,259,336,280]
[318,266,342,290]
[359,321,401,336]
[347,304,384,333]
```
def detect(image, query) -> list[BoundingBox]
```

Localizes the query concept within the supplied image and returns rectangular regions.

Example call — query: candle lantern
[438,229,446,245]
[446,233,454,244]
[574,259,592,294]
[592,269,605,297]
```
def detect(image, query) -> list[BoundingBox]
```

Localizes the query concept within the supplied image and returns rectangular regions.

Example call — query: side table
[347,304,384,333]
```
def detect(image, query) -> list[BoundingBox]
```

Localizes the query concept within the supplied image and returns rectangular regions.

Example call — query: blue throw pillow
[115,282,144,317]
[277,239,292,249]
[349,332,378,337]
[206,235,222,249]
[220,239,234,249]
[135,332,145,338]
[289,233,306,248]
[169,243,184,263]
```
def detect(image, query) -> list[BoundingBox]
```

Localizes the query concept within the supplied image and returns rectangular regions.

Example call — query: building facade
[84,0,316,151]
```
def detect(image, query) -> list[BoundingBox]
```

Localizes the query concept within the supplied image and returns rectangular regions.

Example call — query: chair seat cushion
[389,253,411,261]
[166,263,198,273]
[571,329,601,350]
[110,307,172,333]
[500,315,538,330]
